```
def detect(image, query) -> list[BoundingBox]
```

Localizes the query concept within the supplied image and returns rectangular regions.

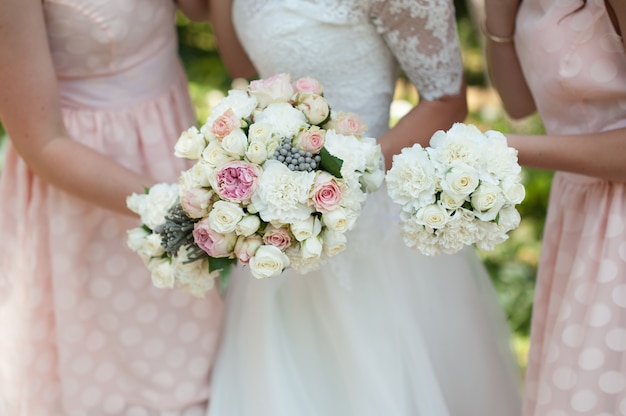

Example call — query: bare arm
[483,0,536,119]
[175,0,211,21]
[380,81,468,169]
[0,0,152,215]
[209,0,257,79]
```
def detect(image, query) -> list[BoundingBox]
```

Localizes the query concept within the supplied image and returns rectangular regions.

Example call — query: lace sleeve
[370,0,464,101]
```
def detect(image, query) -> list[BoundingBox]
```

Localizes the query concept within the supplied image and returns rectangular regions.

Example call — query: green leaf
[319,147,343,178]
[209,256,237,274]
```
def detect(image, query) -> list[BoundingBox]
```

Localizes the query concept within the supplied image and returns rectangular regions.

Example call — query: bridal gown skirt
[208,188,522,416]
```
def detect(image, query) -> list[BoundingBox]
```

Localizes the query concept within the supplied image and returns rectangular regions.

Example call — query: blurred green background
[0,0,552,372]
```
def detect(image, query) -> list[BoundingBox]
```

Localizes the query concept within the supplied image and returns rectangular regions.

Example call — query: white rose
[174,126,206,160]
[247,122,273,143]
[254,103,307,139]
[290,216,322,242]
[501,177,526,205]
[497,206,521,232]
[441,166,480,200]
[471,183,506,221]
[235,214,262,237]
[300,237,323,260]
[221,129,249,157]
[321,228,347,256]
[249,245,290,279]
[321,207,349,232]
[439,191,465,210]
[251,160,315,223]
[415,203,450,229]
[208,200,245,234]
[148,258,176,289]
[245,141,268,165]
[202,141,236,168]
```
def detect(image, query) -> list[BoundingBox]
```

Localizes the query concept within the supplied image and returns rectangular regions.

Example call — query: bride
[208,0,523,415]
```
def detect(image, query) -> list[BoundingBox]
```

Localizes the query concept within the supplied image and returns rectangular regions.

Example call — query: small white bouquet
[127,73,384,295]
[385,123,525,256]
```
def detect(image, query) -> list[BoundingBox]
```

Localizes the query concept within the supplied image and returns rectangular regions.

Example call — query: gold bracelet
[481,21,515,44]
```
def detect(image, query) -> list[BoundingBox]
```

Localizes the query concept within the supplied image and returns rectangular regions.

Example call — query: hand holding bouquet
[127,73,384,295]
[385,123,525,256]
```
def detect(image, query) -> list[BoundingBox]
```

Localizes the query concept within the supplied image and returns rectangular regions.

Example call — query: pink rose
[213,161,262,204]
[262,225,293,251]
[326,111,367,136]
[193,220,237,258]
[248,73,295,108]
[234,235,263,264]
[212,109,240,139]
[294,126,326,154]
[310,172,343,213]
[295,93,330,125]
[180,187,214,219]
[292,77,324,95]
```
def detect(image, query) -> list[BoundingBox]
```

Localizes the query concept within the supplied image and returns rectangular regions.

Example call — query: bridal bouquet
[127,73,384,295]
[385,123,525,256]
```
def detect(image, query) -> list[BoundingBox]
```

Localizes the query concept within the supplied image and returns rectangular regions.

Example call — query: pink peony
[292,77,324,95]
[310,172,343,213]
[262,225,293,251]
[213,161,262,205]
[212,109,240,139]
[193,220,237,258]
[294,126,326,154]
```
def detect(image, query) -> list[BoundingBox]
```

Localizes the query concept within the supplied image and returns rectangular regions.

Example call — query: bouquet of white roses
[127,73,384,295]
[385,122,525,256]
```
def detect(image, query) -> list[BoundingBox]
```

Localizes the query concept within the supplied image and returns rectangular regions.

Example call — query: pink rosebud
[248,73,295,108]
[262,225,293,251]
[292,77,324,95]
[212,109,240,139]
[326,111,367,136]
[180,187,214,219]
[310,172,343,213]
[213,161,262,205]
[295,93,330,125]
[234,235,263,264]
[294,126,326,154]
[193,219,237,258]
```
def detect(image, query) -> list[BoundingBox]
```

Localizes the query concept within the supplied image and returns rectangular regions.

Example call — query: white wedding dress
[208,1,523,415]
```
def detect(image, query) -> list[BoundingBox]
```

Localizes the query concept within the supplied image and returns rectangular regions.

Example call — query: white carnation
[204,89,257,127]
[127,183,178,229]
[385,144,437,211]
[252,160,315,223]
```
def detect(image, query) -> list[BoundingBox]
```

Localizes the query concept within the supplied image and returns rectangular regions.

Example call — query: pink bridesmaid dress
[0,0,223,414]
[515,0,626,414]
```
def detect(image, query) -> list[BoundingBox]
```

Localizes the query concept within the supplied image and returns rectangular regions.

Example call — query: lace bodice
[232,0,463,137]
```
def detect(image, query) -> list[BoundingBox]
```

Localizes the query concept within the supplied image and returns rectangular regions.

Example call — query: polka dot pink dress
[0,1,223,415]
[515,0,626,415]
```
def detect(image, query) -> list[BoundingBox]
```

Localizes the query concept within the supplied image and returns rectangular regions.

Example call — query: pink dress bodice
[515,0,626,135]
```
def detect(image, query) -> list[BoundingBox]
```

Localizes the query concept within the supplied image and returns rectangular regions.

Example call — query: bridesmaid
[0,0,241,414]
[485,0,626,415]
